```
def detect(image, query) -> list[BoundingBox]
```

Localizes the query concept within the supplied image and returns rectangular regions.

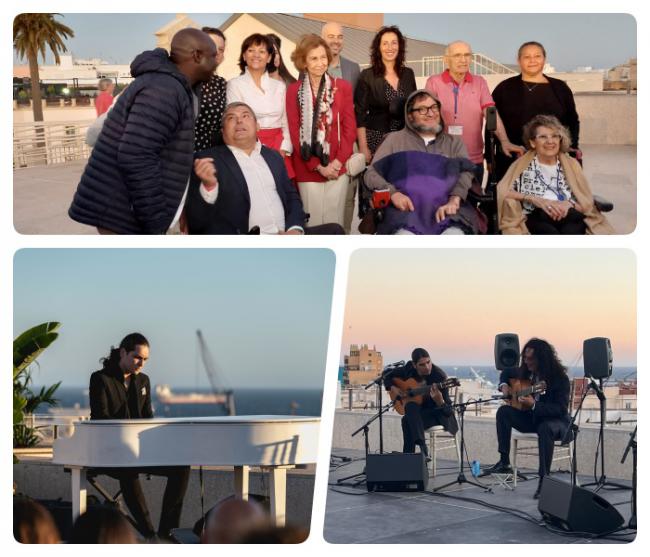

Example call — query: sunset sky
[343,249,636,367]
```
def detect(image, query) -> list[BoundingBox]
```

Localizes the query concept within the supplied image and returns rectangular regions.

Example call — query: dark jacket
[499,368,571,423]
[492,74,580,148]
[69,49,197,234]
[89,364,153,420]
[354,66,417,132]
[384,361,459,435]
[184,144,306,234]
[340,56,361,94]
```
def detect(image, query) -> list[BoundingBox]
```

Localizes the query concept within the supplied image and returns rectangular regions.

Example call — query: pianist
[89,333,190,540]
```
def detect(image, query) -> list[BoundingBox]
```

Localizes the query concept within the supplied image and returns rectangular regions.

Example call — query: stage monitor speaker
[494,333,520,370]
[366,453,428,492]
[583,337,613,379]
[538,477,624,535]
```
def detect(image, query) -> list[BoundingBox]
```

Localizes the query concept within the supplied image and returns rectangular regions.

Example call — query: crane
[196,330,236,415]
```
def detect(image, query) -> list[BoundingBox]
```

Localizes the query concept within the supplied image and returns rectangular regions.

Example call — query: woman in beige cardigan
[497,114,614,234]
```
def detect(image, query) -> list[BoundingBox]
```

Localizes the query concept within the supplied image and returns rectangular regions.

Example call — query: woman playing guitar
[484,338,571,498]
[383,348,459,460]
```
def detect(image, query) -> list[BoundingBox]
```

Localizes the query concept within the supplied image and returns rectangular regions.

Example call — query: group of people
[14,494,306,544]
[390,339,571,499]
[69,22,612,235]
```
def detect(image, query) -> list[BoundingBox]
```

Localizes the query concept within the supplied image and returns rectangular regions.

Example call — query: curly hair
[370,26,406,76]
[290,33,332,73]
[520,337,568,382]
[522,114,572,153]
[238,33,276,74]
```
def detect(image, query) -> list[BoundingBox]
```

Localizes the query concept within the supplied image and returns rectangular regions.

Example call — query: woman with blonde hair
[497,114,613,234]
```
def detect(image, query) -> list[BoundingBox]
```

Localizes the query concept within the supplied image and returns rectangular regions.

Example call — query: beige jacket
[496,151,615,235]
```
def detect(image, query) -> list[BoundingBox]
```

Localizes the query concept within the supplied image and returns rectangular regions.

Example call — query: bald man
[425,40,523,184]
[321,21,360,92]
[70,28,217,234]
[201,497,270,544]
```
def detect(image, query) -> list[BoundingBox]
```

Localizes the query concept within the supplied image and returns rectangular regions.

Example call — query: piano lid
[53,415,320,468]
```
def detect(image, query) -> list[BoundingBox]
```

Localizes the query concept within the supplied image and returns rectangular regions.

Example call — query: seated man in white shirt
[184,102,343,234]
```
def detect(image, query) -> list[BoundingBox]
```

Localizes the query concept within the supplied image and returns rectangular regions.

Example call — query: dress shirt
[199,141,292,234]
[226,70,292,153]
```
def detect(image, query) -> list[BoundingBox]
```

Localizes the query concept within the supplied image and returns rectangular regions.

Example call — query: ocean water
[37,387,323,417]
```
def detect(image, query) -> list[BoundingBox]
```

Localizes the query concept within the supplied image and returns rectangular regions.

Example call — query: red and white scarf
[298,73,335,166]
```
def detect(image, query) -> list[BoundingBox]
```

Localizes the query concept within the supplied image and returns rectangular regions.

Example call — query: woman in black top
[194,27,228,151]
[354,25,417,163]
[492,41,580,179]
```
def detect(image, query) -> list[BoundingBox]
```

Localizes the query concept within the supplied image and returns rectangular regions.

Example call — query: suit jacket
[384,361,459,435]
[340,56,361,94]
[354,66,417,132]
[185,144,306,234]
[89,365,153,420]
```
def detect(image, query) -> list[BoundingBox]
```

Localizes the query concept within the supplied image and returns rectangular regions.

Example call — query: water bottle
[471,460,481,477]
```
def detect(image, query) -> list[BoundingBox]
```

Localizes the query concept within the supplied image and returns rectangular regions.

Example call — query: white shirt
[200,141,289,234]
[226,70,293,153]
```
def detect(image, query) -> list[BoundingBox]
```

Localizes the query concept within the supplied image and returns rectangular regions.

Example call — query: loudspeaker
[366,453,428,492]
[538,477,624,534]
[583,337,613,379]
[494,333,520,370]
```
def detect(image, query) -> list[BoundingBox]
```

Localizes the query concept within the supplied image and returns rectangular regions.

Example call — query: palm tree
[13,13,74,122]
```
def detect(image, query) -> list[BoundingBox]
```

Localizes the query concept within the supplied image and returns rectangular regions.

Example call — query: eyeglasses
[410,104,440,115]
[449,53,473,59]
[535,134,561,141]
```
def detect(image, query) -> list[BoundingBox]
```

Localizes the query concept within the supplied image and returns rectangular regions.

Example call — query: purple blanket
[372,151,475,234]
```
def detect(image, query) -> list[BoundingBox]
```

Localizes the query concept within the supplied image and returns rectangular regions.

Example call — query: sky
[342,249,637,367]
[14,12,637,72]
[14,249,335,389]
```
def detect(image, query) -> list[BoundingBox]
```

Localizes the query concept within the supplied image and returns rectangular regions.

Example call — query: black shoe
[533,481,543,499]
[483,461,513,475]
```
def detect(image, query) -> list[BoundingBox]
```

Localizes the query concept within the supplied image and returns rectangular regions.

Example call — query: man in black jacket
[69,29,217,234]
[384,348,458,459]
[483,338,571,498]
[185,102,342,234]
[89,333,190,539]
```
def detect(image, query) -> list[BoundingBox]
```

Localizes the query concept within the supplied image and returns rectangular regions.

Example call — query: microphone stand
[620,426,637,529]
[582,377,631,492]
[336,398,397,487]
[561,378,595,486]
[433,397,493,493]
[363,361,403,455]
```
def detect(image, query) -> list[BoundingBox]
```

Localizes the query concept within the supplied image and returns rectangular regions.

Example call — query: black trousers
[401,402,445,453]
[496,405,569,477]
[99,466,190,537]
[525,207,587,235]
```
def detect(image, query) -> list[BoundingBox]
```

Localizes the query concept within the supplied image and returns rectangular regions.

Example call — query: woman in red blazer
[286,34,356,228]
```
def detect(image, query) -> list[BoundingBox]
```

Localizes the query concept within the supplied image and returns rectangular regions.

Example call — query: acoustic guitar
[503,379,547,411]
[390,376,461,415]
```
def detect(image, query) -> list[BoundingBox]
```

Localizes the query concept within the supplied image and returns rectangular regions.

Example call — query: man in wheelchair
[362,90,483,235]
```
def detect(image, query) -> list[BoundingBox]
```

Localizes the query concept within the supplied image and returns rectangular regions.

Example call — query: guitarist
[384,348,459,460]
[484,338,571,498]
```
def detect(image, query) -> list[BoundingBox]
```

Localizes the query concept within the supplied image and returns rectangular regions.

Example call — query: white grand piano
[53,415,320,526]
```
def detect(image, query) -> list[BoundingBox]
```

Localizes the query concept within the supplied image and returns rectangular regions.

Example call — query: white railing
[361,53,517,78]
[13,120,94,169]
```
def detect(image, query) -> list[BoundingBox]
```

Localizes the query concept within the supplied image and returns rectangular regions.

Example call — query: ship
[155,384,233,405]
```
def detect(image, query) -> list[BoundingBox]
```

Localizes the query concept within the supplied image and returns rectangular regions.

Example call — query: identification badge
[448,125,464,135]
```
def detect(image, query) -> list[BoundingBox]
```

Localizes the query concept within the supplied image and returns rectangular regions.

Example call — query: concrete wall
[331,410,635,481]
[13,461,315,530]
[575,93,637,145]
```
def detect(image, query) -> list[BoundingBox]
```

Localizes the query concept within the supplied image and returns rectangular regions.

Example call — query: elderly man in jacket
[69,28,217,234]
